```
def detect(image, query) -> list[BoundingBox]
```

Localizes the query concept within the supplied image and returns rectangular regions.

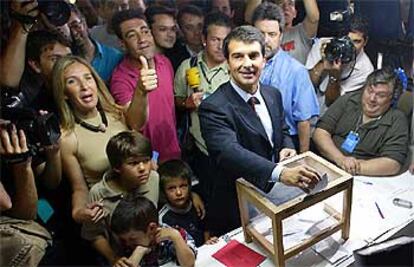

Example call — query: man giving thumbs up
[111,9,181,162]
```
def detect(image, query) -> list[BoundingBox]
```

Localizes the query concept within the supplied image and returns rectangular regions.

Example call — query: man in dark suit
[199,25,321,235]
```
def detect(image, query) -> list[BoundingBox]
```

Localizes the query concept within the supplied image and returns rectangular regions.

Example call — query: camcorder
[12,0,71,26]
[324,36,356,64]
[1,91,61,164]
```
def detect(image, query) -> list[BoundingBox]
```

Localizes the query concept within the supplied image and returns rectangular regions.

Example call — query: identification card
[37,198,54,224]
[341,131,359,153]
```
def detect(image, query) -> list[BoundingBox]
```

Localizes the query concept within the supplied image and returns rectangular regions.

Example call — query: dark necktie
[247,97,260,112]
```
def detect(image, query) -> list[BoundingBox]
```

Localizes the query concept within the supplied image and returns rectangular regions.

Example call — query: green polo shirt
[174,51,230,154]
[316,91,409,165]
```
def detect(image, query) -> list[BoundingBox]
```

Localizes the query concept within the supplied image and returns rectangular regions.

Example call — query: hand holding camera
[0,121,31,165]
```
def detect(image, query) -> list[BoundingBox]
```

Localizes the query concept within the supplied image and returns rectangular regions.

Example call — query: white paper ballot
[307,173,329,196]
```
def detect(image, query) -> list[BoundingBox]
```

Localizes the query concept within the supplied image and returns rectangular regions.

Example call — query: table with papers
[163,170,414,267]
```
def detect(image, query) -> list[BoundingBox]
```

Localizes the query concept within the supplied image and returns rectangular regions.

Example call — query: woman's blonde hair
[52,55,124,131]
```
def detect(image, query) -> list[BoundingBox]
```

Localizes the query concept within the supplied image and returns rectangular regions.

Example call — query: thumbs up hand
[138,55,158,93]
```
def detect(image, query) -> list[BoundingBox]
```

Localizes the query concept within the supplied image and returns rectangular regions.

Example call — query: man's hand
[11,0,39,19]
[74,200,105,224]
[185,92,204,110]
[191,192,206,219]
[155,227,181,244]
[0,124,31,166]
[137,56,157,94]
[338,156,360,175]
[280,165,321,192]
[113,257,135,267]
[279,148,297,162]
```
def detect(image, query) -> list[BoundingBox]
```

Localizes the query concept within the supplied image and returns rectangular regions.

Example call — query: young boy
[111,195,197,267]
[81,131,159,265]
[158,160,217,247]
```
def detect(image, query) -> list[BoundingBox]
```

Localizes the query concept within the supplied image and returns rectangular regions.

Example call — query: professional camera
[324,36,356,64]
[11,0,71,26]
[1,107,61,155]
[1,91,61,162]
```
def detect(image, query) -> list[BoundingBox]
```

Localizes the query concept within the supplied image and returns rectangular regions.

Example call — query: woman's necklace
[74,106,108,133]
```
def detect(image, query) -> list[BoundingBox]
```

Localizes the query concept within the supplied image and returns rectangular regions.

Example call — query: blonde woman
[52,55,155,224]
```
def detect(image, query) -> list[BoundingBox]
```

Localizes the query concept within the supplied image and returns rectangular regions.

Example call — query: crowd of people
[0,0,413,266]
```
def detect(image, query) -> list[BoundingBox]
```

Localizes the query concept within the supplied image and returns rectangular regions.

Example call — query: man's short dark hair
[251,2,285,33]
[177,4,204,27]
[26,30,70,62]
[106,131,152,168]
[111,9,147,39]
[145,5,176,27]
[69,3,85,20]
[202,11,232,37]
[365,67,399,98]
[346,16,369,39]
[111,194,158,234]
[209,0,235,12]
[158,159,193,193]
[223,25,265,59]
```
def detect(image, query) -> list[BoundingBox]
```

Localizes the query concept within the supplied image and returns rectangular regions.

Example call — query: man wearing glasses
[313,68,409,177]
[68,4,123,83]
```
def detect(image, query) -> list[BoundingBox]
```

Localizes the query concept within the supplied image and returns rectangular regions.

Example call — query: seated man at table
[313,68,409,176]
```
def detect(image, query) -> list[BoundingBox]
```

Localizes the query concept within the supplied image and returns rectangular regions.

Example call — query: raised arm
[302,0,320,38]
[244,0,262,24]
[0,1,39,88]
[124,56,158,131]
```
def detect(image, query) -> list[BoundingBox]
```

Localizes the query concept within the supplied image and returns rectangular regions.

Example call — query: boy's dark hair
[111,194,158,234]
[223,25,265,59]
[111,9,147,39]
[106,131,152,168]
[145,5,176,27]
[251,2,285,33]
[202,11,232,37]
[344,16,369,39]
[26,30,70,62]
[177,4,204,27]
[158,159,193,192]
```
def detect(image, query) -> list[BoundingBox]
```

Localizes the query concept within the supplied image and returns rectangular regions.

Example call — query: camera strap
[2,150,33,165]
[9,10,37,28]
[341,53,357,82]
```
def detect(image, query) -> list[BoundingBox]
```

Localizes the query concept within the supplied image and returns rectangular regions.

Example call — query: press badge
[341,131,359,153]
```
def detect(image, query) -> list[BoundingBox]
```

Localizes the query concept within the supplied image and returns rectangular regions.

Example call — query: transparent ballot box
[236,152,353,267]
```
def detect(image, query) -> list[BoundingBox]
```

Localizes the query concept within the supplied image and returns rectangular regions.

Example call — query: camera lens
[38,0,71,26]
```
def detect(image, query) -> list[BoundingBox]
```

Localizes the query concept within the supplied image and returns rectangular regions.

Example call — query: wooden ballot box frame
[236,151,353,267]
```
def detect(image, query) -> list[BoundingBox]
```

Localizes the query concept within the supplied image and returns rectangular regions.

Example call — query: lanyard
[199,63,222,88]
[354,113,382,133]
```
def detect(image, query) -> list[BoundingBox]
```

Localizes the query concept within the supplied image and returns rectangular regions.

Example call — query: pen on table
[375,202,385,219]
[355,179,373,185]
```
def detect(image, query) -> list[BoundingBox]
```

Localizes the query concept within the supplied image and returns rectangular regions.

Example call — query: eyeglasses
[69,20,83,30]
[365,85,392,99]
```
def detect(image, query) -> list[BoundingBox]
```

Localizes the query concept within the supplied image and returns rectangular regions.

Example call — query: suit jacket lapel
[224,83,271,144]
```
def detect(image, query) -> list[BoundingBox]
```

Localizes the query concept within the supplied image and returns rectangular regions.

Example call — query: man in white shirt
[306,16,374,113]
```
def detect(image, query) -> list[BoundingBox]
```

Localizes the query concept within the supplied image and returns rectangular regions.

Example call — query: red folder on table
[212,240,266,267]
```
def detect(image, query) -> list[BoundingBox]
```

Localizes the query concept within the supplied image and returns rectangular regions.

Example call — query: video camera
[1,91,61,163]
[324,36,356,64]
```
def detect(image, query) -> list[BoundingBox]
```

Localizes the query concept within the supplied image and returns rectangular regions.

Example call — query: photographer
[0,123,52,266]
[306,16,374,112]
